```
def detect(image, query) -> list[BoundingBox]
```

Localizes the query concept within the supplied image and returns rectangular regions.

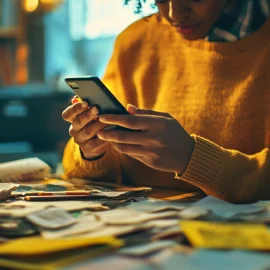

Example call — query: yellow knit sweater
[63,14,270,203]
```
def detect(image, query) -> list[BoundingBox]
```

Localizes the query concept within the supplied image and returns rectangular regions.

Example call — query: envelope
[0,236,123,256]
[181,220,270,250]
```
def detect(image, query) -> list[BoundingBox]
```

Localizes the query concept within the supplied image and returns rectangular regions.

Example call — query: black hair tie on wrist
[80,149,106,161]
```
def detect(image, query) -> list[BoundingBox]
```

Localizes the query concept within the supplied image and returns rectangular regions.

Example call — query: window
[69,0,157,40]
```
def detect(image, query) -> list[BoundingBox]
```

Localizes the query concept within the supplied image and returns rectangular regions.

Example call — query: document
[191,196,270,218]
[0,200,103,217]
[0,183,20,199]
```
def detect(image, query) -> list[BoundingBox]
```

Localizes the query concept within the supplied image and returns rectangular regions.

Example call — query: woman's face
[157,0,228,40]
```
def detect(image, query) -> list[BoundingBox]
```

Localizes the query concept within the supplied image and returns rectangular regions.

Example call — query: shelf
[0,28,19,39]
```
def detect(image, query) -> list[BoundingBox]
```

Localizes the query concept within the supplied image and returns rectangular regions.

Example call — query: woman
[62,0,270,203]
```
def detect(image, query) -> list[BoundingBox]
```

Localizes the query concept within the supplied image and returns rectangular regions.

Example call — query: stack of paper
[0,183,20,200]
[0,158,51,182]
[0,236,123,270]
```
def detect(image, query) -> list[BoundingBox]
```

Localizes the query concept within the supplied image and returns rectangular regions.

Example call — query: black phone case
[65,76,129,115]
[65,76,131,131]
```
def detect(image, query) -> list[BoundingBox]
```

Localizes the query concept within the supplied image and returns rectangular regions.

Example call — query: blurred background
[0,0,156,172]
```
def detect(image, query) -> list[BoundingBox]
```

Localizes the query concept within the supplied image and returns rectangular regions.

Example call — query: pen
[37,191,92,196]
[12,190,94,197]
[24,195,95,201]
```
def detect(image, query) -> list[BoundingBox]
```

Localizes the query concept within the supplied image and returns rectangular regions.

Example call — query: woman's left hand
[97,104,195,175]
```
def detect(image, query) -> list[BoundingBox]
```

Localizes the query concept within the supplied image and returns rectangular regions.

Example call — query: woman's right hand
[62,100,108,160]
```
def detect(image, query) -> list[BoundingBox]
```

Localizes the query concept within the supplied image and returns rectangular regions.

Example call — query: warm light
[40,0,64,12]
[23,0,39,12]
[40,0,57,3]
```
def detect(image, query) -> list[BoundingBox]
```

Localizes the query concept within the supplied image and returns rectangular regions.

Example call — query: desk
[0,179,269,270]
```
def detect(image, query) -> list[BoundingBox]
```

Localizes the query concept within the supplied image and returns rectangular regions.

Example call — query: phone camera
[67,82,79,89]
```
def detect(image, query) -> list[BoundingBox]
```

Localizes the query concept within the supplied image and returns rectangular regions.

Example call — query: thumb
[127,104,139,115]
[127,104,171,117]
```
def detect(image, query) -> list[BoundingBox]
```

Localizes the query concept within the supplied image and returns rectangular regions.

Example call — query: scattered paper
[181,220,270,250]
[74,254,153,270]
[93,191,131,198]
[151,226,184,241]
[27,207,76,229]
[42,215,104,239]
[126,199,188,213]
[95,209,178,225]
[0,200,103,217]
[0,236,123,256]
[235,205,270,223]
[191,196,270,218]
[77,223,153,239]
[119,240,177,256]
[146,219,179,228]
[0,183,20,200]
[157,250,270,270]
[179,206,209,219]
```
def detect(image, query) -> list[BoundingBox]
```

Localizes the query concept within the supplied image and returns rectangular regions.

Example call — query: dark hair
[124,0,156,14]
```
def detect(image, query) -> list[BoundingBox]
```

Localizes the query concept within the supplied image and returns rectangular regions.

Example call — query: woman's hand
[97,104,195,175]
[62,99,108,160]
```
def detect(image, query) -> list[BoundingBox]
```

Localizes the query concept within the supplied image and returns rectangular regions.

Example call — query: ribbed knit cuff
[178,134,226,193]
[74,143,116,174]
[63,138,122,184]
[80,148,106,162]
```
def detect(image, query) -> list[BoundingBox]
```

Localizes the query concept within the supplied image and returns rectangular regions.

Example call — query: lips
[174,23,201,34]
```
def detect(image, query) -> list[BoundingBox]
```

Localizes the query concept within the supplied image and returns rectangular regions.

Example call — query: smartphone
[65,75,129,131]
[65,76,129,115]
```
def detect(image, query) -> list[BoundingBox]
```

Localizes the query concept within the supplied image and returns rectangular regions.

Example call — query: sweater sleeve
[62,23,139,182]
[178,135,270,203]
[62,137,123,183]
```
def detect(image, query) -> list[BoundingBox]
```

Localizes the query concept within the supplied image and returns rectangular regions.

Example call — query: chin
[178,27,209,41]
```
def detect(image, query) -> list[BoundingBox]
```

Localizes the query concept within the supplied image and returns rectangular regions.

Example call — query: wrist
[175,135,195,176]
[80,149,106,161]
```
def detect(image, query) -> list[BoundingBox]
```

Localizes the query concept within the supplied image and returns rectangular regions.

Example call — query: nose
[168,0,191,22]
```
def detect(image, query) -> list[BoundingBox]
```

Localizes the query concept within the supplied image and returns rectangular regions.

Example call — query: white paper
[126,199,189,213]
[76,223,153,238]
[95,208,178,225]
[146,219,179,228]
[178,206,209,219]
[42,215,104,239]
[235,205,270,222]
[0,158,51,182]
[0,200,103,217]
[93,191,130,197]
[190,196,270,219]
[27,207,76,229]
[0,183,20,199]
[119,240,177,256]
[151,226,183,241]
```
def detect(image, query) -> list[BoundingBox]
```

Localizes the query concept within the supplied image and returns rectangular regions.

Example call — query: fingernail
[128,104,138,111]
[91,106,99,114]
[71,97,79,104]
[98,115,106,122]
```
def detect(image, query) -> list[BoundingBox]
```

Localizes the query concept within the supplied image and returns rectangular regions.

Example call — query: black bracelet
[80,149,106,161]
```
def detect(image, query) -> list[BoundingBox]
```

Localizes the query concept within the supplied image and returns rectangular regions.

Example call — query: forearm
[178,135,270,203]
[62,138,122,184]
